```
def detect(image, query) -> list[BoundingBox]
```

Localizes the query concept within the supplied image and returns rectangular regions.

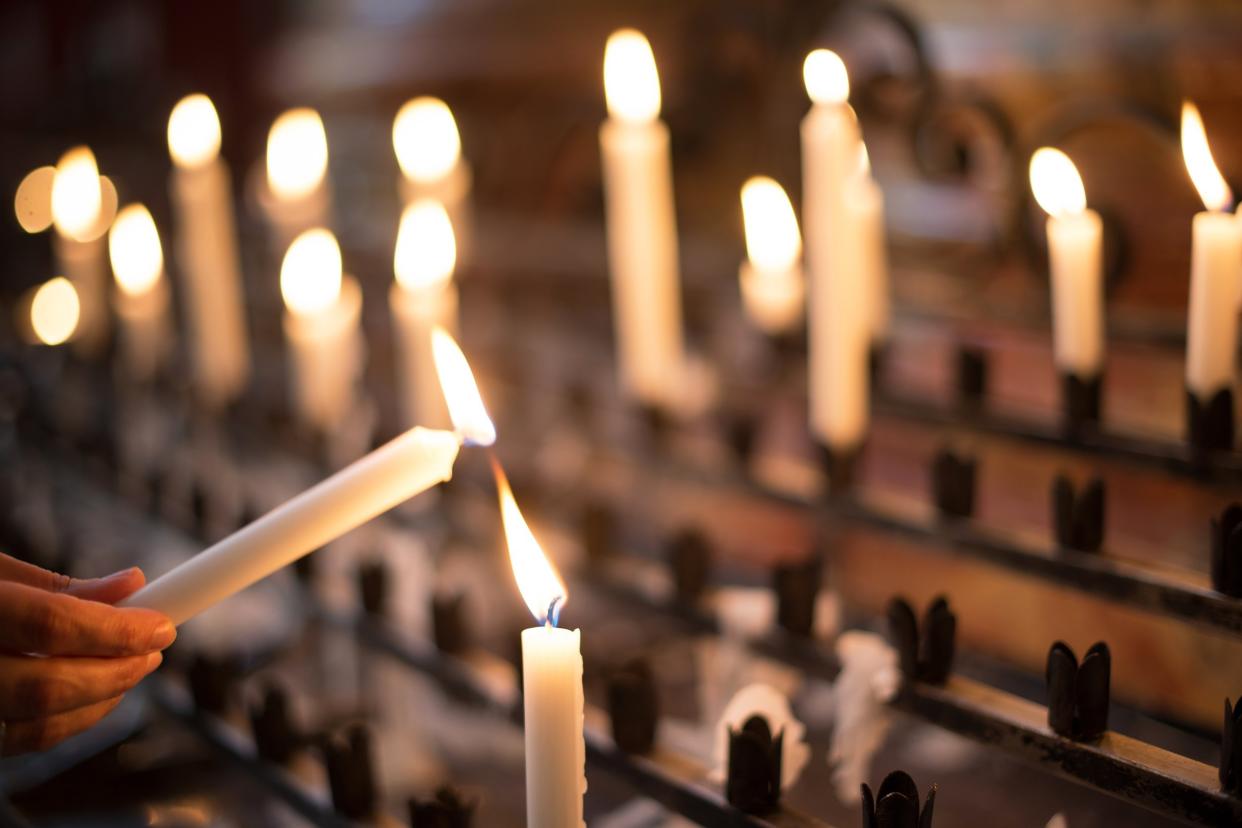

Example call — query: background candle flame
[167,94,221,169]
[393,97,462,183]
[280,228,342,316]
[741,176,801,272]
[803,49,849,106]
[267,108,329,201]
[51,147,102,241]
[604,29,661,124]
[492,456,567,625]
[1180,101,1232,212]
[109,204,164,296]
[431,326,495,446]
[29,277,80,346]
[395,199,457,291]
[1029,147,1087,217]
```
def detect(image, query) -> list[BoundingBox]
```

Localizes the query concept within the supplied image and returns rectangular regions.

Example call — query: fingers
[1,695,125,756]
[0,581,175,658]
[0,651,161,721]
[0,553,74,592]
[65,568,146,604]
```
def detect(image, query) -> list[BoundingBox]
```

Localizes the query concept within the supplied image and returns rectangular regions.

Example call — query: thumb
[66,567,147,604]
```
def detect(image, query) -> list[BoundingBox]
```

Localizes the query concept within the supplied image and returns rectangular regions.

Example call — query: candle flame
[393,97,462,183]
[267,108,329,201]
[30,277,80,346]
[1181,101,1232,212]
[109,204,164,296]
[431,326,495,447]
[51,147,102,241]
[280,228,342,316]
[395,199,457,291]
[604,29,661,124]
[741,176,801,272]
[1029,148,1087,218]
[14,166,56,234]
[492,457,567,626]
[167,94,221,169]
[803,49,849,106]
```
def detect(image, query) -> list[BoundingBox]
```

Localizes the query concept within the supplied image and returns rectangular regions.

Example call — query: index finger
[0,582,176,658]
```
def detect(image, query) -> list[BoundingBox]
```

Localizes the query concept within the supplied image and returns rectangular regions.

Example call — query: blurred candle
[493,460,585,828]
[393,97,472,259]
[600,29,685,408]
[801,49,867,451]
[852,146,890,346]
[167,93,250,407]
[1029,147,1104,380]
[391,200,459,428]
[280,229,363,432]
[738,176,804,335]
[51,147,109,356]
[262,108,332,249]
[109,204,172,381]
[1181,102,1241,404]
[27,277,81,347]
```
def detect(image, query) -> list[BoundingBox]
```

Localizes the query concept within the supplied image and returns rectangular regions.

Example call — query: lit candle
[262,108,332,249]
[108,204,172,381]
[24,277,81,347]
[493,460,585,828]
[167,93,250,407]
[600,28,685,408]
[1029,148,1104,382]
[280,228,363,432]
[852,146,890,347]
[390,199,459,428]
[50,147,111,356]
[123,328,494,625]
[393,97,472,261]
[738,176,804,335]
[1181,102,1240,412]
[801,49,868,452]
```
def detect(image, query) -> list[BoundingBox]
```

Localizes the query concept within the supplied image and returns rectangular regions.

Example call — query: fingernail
[100,567,141,583]
[148,620,176,650]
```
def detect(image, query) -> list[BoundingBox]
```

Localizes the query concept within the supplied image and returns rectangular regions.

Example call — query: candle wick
[546,596,563,628]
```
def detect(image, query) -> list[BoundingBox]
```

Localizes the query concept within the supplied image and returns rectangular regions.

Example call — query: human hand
[0,553,175,756]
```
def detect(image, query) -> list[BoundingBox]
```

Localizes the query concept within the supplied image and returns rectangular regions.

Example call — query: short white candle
[108,204,172,381]
[124,328,494,625]
[262,108,332,249]
[600,29,685,408]
[801,49,868,450]
[50,147,110,356]
[280,229,363,432]
[738,176,804,335]
[1029,147,1104,379]
[167,94,250,408]
[394,97,472,259]
[494,461,585,828]
[1181,102,1241,400]
[391,199,460,428]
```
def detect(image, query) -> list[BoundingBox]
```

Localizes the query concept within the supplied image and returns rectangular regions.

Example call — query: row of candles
[12,26,1242,826]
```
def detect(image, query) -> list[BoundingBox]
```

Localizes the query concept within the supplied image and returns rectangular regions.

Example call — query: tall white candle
[1029,148,1104,379]
[124,329,494,625]
[391,199,460,428]
[280,229,363,432]
[1181,102,1241,399]
[852,148,890,346]
[600,29,685,408]
[494,461,585,828]
[167,94,250,408]
[801,49,868,450]
[261,108,332,251]
[50,147,110,356]
[108,204,172,381]
[394,97,473,261]
[738,176,804,335]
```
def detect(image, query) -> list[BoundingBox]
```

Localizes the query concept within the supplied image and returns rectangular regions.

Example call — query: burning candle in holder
[393,97,472,261]
[1029,147,1104,430]
[1180,101,1240,453]
[22,277,81,348]
[600,28,686,411]
[391,199,460,429]
[261,107,332,251]
[167,93,250,408]
[279,228,364,433]
[738,176,804,337]
[108,204,172,382]
[50,146,115,357]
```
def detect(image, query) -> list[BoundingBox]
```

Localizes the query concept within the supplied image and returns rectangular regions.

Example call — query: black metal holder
[356,559,388,618]
[579,499,617,566]
[726,715,784,814]
[886,596,955,686]
[955,346,988,411]
[606,658,659,755]
[815,443,859,496]
[930,449,975,519]
[1224,696,1242,797]
[1045,641,1110,741]
[1051,475,1106,553]
[1187,387,1236,458]
[432,591,471,655]
[187,652,235,715]
[321,723,377,819]
[409,786,475,827]
[774,557,822,637]
[249,682,301,764]
[1061,372,1102,436]
[1211,504,1242,598]
[667,528,713,605]
[860,771,935,828]
[724,409,761,468]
